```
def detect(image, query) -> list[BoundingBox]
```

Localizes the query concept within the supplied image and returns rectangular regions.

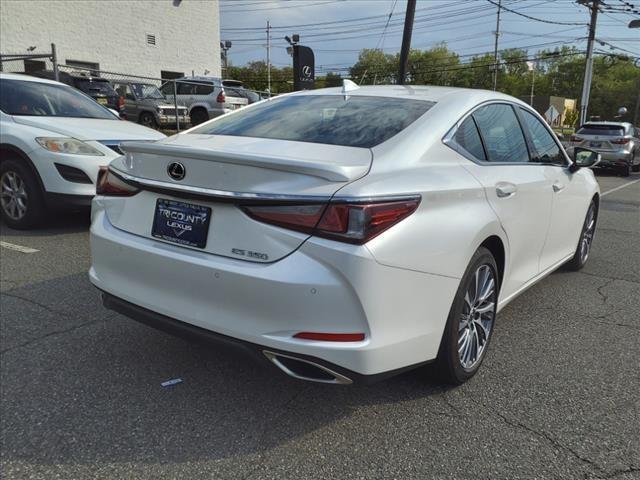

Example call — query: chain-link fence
[0,43,59,78]
[2,56,270,133]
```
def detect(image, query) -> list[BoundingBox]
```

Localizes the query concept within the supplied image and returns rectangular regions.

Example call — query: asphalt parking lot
[1,172,638,480]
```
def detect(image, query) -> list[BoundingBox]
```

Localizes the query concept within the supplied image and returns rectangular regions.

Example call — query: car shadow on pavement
[0,272,454,470]
[0,210,90,237]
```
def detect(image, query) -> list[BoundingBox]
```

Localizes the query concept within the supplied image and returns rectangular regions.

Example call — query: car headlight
[36,137,104,156]
[157,107,165,115]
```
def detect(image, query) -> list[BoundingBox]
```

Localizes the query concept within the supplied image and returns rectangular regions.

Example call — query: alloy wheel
[458,264,496,370]
[580,203,596,264]
[0,171,28,220]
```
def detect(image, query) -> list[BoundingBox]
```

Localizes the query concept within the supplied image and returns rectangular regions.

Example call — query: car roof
[0,72,66,86]
[291,84,528,106]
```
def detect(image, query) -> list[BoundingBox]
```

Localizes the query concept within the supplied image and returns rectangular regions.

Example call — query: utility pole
[492,0,502,91]
[266,20,271,95]
[579,0,599,126]
[529,62,536,107]
[398,0,417,85]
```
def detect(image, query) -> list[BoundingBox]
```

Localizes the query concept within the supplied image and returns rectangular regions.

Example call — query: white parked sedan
[0,73,165,229]
[89,83,601,385]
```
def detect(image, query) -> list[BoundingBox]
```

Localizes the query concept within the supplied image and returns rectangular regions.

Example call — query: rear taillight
[611,137,630,145]
[216,91,226,103]
[96,167,140,196]
[570,135,583,142]
[242,197,420,244]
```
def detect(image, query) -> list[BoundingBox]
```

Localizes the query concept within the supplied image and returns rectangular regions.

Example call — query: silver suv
[160,76,248,125]
[569,122,639,176]
[113,81,190,130]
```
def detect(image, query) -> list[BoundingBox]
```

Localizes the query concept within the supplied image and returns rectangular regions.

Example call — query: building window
[161,70,184,80]
[66,60,100,76]
[23,59,46,73]
[146,34,156,46]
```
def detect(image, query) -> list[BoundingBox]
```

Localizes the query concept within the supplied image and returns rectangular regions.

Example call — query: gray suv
[160,76,248,125]
[113,81,190,130]
[569,122,639,176]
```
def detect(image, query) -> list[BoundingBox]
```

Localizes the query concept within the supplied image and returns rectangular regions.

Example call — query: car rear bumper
[89,207,460,379]
[100,291,429,384]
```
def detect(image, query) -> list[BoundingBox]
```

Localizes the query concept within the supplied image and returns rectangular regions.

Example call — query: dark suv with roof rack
[29,71,124,116]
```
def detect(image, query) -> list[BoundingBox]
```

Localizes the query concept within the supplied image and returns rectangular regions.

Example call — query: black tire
[138,111,158,129]
[434,246,498,385]
[631,152,639,172]
[0,159,46,229]
[565,199,597,271]
[619,163,631,177]
[190,108,209,126]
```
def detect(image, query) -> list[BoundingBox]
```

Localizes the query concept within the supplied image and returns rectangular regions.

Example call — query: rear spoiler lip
[109,166,332,205]
[119,141,369,183]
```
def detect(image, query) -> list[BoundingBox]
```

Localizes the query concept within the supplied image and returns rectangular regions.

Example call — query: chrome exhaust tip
[263,350,353,385]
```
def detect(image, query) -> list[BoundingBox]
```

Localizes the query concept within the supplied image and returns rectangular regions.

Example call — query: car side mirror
[569,147,601,173]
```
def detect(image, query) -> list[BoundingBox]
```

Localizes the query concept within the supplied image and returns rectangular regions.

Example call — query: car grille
[161,108,186,116]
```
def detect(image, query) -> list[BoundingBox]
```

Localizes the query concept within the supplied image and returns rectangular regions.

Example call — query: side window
[473,104,530,163]
[193,82,214,95]
[454,117,486,161]
[177,82,194,95]
[159,82,174,95]
[519,109,564,165]
[123,85,135,100]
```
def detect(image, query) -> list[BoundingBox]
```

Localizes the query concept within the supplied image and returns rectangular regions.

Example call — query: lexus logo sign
[302,65,312,78]
[167,162,186,181]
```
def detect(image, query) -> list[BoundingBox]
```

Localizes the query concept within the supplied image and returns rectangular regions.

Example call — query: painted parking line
[0,241,39,254]
[601,178,640,197]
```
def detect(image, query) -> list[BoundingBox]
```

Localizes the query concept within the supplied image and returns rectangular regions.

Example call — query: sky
[219,0,640,75]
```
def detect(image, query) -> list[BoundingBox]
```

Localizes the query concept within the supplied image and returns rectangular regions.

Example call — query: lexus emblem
[167,162,186,181]
[302,65,312,78]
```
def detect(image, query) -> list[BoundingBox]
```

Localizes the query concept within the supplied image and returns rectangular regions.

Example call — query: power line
[220,0,343,14]
[375,0,399,51]
[486,0,588,25]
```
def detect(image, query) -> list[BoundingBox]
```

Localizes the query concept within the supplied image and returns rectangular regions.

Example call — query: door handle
[496,182,517,198]
[552,182,565,193]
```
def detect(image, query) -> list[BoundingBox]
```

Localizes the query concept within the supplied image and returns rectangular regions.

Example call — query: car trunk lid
[104,134,372,262]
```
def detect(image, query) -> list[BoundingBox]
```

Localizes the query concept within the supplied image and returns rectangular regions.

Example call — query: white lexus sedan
[0,73,164,229]
[89,84,600,385]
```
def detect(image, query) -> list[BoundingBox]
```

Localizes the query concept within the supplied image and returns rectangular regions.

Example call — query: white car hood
[12,116,165,141]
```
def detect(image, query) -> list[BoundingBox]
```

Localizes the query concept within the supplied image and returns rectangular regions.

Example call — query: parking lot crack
[578,271,639,284]
[1,291,70,317]
[0,318,106,355]
[463,395,606,476]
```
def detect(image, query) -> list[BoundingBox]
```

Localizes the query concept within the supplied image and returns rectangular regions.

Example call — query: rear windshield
[577,125,625,136]
[74,79,117,96]
[190,95,435,148]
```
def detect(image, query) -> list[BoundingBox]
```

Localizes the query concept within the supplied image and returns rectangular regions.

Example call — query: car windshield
[577,125,625,136]
[190,95,435,148]
[74,78,117,96]
[0,78,116,119]
[131,83,165,100]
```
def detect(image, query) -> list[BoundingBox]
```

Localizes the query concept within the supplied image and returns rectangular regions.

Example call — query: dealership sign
[293,45,315,91]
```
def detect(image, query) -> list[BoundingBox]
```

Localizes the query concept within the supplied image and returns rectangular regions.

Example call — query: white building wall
[0,0,221,79]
